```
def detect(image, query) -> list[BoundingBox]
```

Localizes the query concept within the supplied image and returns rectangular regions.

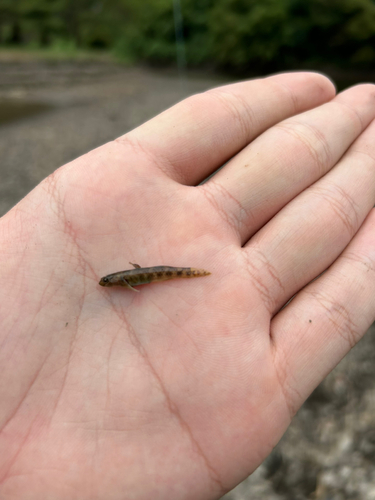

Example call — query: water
[0,99,51,126]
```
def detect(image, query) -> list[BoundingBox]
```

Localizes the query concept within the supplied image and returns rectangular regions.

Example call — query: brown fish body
[99,263,210,291]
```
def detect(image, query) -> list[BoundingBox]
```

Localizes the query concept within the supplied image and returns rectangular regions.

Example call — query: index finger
[120,72,335,185]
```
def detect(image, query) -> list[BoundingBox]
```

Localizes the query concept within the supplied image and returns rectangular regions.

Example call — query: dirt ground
[1,59,375,500]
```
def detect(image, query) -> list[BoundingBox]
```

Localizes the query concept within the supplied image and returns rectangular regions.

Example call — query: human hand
[1,72,375,500]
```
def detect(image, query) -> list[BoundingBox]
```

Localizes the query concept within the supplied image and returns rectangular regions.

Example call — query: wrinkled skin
[1,72,375,500]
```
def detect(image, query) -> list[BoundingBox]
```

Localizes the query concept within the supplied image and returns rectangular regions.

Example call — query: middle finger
[201,85,375,244]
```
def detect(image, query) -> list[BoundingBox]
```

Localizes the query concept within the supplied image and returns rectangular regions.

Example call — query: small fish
[99,262,211,292]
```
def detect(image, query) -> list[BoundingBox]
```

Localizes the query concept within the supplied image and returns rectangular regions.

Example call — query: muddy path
[0,60,222,216]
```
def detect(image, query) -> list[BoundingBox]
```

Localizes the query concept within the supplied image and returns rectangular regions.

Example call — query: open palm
[1,72,375,500]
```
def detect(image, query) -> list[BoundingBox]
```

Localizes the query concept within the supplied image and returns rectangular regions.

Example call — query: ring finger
[245,113,375,314]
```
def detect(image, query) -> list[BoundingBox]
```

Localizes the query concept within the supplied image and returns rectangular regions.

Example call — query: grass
[0,43,119,64]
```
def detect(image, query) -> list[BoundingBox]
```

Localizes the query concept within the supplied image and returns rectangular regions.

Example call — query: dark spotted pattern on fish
[99,263,210,291]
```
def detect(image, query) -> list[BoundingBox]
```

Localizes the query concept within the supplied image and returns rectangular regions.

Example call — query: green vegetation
[1,0,375,72]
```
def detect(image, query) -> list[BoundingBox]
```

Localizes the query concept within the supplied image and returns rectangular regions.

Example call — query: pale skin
[1,72,375,500]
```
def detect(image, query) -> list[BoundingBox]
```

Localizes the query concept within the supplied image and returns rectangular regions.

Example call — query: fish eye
[102,277,109,283]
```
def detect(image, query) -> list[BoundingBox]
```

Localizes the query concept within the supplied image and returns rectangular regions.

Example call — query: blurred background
[1,1,375,499]
[2,0,375,78]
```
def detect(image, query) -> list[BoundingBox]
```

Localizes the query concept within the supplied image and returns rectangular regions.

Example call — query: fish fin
[129,262,141,269]
[122,277,140,292]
